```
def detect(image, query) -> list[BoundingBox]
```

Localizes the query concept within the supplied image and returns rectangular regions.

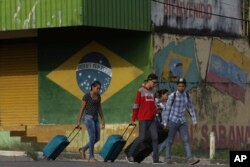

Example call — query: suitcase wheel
[43,156,50,161]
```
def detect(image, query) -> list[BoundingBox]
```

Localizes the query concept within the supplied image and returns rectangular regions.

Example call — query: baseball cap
[176,77,186,85]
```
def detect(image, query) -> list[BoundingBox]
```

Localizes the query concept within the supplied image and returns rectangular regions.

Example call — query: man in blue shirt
[162,77,200,165]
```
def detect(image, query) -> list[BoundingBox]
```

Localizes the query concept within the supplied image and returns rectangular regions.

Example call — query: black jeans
[127,120,159,161]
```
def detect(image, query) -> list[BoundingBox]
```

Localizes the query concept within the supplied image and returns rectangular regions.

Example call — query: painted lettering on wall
[163,0,212,20]
[192,124,250,149]
[152,0,242,36]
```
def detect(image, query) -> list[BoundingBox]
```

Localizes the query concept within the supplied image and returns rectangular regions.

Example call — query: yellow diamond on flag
[46,41,143,102]
[162,50,192,80]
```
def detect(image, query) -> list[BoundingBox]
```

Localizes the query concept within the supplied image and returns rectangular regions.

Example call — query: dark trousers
[127,120,159,161]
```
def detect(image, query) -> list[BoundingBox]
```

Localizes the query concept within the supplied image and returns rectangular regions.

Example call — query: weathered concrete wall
[153,34,250,149]
[1,31,249,152]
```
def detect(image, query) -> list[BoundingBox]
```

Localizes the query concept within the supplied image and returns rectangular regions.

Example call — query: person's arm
[131,90,141,124]
[76,100,86,128]
[162,93,173,127]
[98,96,105,129]
[186,93,197,125]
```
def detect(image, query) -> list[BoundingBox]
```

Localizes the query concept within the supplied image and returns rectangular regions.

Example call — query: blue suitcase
[43,127,81,160]
[99,124,136,162]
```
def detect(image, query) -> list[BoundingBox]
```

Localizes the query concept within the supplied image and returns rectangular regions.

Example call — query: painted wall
[0,0,82,31]
[38,27,152,125]
[153,34,250,149]
[0,0,151,32]
[0,131,21,150]
[2,27,250,151]
[152,0,242,37]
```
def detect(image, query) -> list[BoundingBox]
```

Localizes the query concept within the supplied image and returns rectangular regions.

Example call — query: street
[0,160,229,167]
[0,151,229,167]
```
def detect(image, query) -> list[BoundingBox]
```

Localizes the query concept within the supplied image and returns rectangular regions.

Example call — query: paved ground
[0,161,230,167]
[0,150,229,167]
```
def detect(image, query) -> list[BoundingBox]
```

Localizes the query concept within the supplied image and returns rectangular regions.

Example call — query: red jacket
[131,86,157,121]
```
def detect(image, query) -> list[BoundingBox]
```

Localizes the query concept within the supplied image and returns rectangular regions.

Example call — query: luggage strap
[122,124,136,141]
[67,127,82,143]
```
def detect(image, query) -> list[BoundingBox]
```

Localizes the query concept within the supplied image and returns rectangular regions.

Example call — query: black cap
[146,73,158,81]
[176,77,186,85]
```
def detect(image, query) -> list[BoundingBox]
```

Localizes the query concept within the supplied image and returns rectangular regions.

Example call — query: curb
[0,150,26,156]
[0,150,33,161]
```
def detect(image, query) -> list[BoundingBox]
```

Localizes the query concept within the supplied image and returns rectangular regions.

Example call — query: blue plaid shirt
[162,90,197,125]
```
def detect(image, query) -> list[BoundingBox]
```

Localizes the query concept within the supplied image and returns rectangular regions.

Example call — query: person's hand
[163,124,168,132]
[100,121,105,129]
[156,108,162,113]
[130,121,136,126]
[75,124,81,129]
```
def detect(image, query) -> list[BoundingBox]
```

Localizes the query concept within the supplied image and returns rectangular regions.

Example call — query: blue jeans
[159,138,167,155]
[166,120,192,160]
[127,120,159,161]
[80,114,100,158]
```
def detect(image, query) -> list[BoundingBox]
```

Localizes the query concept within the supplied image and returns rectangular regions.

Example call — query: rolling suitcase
[43,127,81,160]
[124,128,168,163]
[99,124,136,162]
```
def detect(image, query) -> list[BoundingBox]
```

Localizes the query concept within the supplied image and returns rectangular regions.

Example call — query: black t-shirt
[82,93,101,118]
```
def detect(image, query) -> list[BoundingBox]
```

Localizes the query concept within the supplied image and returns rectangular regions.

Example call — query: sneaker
[166,159,174,164]
[152,160,165,165]
[188,158,200,165]
[125,156,134,164]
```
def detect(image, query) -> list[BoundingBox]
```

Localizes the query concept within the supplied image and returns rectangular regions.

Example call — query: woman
[156,89,169,154]
[76,81,105,162]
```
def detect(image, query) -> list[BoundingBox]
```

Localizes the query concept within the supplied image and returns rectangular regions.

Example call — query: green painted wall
[0,0,151,32]
[38,27,152,124]
[0,132,21,150]
[83,0,151,31]
[0,0,82,30]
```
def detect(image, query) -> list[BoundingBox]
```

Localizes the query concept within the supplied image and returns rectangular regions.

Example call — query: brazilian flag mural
[38,28,151,124]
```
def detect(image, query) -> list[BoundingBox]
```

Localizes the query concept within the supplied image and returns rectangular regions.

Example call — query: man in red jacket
[126,73,164,164]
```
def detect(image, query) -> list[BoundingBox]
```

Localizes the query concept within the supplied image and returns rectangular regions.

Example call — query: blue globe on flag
[76,52,112,94]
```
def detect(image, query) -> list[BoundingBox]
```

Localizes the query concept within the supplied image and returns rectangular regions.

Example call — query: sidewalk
[0,150,227,165]
[0,150,33,161]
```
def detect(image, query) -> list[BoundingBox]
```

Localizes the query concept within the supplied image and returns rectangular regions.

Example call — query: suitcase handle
[122,124,136,141]
[67,127,82,143]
